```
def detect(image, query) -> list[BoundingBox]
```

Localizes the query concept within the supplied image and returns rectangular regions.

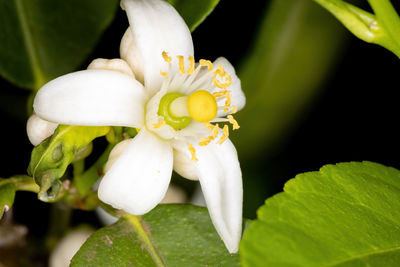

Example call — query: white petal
[98,129,173,215]
[104,139,132,173]
[26,114,58,146]
[33,70,147,128]
[120,0,194,95]
[194,137,243,253]
[87,58,135,77]
[172,141,198,181]
[213,57,246,117]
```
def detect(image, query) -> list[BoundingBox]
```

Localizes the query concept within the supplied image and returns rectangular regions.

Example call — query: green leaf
[233,0,347,159]
[166,0,220,31]
[71,205,239,266]
[0,183,16,219]
[240,161,400,266]
[0,0,119,90]
[28,125,110,201]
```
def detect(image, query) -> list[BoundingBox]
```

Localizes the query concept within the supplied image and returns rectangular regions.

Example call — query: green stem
[368,0,400,48]
[0,175,39,193]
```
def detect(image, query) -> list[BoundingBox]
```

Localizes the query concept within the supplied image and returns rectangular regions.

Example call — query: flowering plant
[1,0,400,266]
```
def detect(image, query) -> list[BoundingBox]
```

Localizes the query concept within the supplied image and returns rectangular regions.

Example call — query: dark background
[1,0,399,246]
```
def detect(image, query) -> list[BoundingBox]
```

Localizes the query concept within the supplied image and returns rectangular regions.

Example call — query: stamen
[213,90,228,98]
[188,144,198,161]
[199,137,211,146]
[223,107,229,113]
[152,120,166,128]
[204,122,214,130]
[160,71,168,77]
[224,91,232,106]
[213,65,232,89]
[162,51,172,63]
[187,56,195,74]
[212,124,219,138]
[227,115,240,130]
[199,59,213,71]
[177,55,185,74]
[218,125,229,144]
[231,105,238,114]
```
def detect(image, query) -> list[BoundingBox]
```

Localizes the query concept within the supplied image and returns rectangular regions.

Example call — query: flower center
[157,90,218,130]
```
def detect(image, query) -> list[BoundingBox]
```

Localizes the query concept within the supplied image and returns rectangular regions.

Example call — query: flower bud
[26,114,58,146]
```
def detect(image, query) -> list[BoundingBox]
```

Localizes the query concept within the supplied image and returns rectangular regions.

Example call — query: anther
[213,65,232,89]
[160,71,168,77]
[224,91,232,106]
[231,106,238,114]
[218,125,229,144]
[200,59,213,71]
[204,122,214,130]
[152,120,166,128]
[212,124,219,138]
[188,144,198,161]
[187,56,195,74]
[213,90,228,98]
[177,55,185,74]
[162,51,172,63]
[227,115,240,130]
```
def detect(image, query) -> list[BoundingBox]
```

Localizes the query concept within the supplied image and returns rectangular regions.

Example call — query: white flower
[32,0,245,253]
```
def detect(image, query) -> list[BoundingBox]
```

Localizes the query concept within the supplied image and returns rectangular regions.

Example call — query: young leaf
[0,183,16,219]
[71,205,240,266]
[240,161,400,266]
[166,0,220,31]
[0,0,119,90]
[28,125,110,201]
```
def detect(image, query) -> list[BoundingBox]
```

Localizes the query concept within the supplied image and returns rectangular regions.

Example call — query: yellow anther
[218,125,229,144]
[199,137,211,146]
[224,91,232,106]
[223,107,229,113]
[212,124,219,139]
[187,90,218,122]
[231,105,238,114]
[213,73,232,89]
[160,71,168,77]
[204,122,214,130]
[162,51,172,63]
[212,90,228,98]
[152,120,166,128]
[200,59,213,71]
[177,55,185,74]
[187,56,195,74]
[214,64,225,75]
[188,144,198,161]
[227,115,240,130]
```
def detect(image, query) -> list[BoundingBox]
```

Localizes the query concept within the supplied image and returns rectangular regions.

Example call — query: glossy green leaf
[71,205,239,266]
[0,0,119,90]
[166,0,220,31]
[233,0,347,159]
[0,183,16,219]
[27,125,110,201]
[240,161,400,266]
